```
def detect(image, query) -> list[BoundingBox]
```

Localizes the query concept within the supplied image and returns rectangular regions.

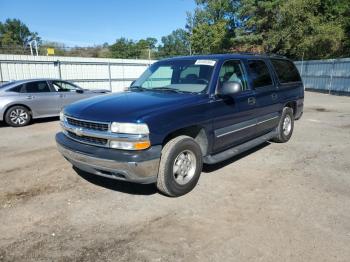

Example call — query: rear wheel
[5,106,31,127]
[157,135,203,197]
[273,107,294,143]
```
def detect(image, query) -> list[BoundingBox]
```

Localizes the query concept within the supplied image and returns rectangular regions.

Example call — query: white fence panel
[0,54,155,92]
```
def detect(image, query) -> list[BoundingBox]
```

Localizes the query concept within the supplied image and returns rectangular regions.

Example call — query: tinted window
[218,60,248,91]
[248,60,273,88]
[271,59,301,84]
[8,85,23,93]
[24,81,51,93]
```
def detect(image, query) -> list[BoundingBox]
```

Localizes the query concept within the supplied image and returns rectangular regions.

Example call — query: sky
[0,0,196,46]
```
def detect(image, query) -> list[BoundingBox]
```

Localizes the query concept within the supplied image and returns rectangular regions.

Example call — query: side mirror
[217,81,242,96]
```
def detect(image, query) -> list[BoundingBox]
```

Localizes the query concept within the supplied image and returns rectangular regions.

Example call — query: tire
[273,107,294,143]
[5,106,31,127]
[157,135,203,197]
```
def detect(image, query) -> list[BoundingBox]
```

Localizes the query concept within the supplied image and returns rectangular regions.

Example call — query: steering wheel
[196,78,209,84]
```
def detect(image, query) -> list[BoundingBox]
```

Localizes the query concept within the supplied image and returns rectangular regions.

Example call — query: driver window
[52,81,78,92]
[218,60,247,91]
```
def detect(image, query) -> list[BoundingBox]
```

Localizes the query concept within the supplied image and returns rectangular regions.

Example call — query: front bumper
[56,132,161,184]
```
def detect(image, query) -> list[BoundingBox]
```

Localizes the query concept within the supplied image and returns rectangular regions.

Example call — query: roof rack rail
[267,53,287,58]
[236,52,287,58]
[237,52,262,56]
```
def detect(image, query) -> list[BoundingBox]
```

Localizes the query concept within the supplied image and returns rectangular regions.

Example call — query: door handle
[271,93,278,100]
[26,95,35,99]
[247,97,256,105]
[59,94,66,98]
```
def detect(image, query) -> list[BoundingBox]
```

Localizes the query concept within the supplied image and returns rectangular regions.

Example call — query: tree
[187,0,240,54]
[0,18,39,49]
[236,0,349,59]
[158,29,190,58]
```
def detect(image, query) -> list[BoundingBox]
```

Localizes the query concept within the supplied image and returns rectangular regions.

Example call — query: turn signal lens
[134,141,151,150]
[109,140,150,150]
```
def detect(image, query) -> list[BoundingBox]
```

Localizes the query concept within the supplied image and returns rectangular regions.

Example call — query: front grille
[67,131,108,146]
[67,117,109,132]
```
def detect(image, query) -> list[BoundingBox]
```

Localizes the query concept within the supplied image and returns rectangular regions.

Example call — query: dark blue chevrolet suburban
[56,54,304,196]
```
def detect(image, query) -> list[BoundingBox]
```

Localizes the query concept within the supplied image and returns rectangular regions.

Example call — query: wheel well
[4,104,32,119]
[285,101,297,116]
[163,126,209,156]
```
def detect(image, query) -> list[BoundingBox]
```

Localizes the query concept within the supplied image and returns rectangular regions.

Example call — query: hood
[64,91,200,122]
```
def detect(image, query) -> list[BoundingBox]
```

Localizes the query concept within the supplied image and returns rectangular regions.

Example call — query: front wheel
[5,106,31,127]
[273,107,294,143]
[157,136,203,197]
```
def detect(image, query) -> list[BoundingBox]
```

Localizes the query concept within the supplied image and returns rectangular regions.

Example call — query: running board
[203,130,277,164]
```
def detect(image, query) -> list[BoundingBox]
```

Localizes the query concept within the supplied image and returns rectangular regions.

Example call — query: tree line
[1,0,349,60]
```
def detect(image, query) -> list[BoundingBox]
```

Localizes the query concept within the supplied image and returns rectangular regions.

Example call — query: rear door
[211,59,258,153]
[246,59,280,136]
[20,81,61,117]
[269,58,303,109]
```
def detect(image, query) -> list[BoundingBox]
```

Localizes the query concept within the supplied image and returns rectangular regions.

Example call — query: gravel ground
[0,91,349,262]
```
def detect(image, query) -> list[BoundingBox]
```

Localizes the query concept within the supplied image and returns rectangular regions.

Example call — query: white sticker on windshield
[195,59,216,66]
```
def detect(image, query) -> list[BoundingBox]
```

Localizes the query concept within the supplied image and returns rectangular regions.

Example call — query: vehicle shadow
[70,142,270,196]
[74,167,158,196]
[202,142,271,173]
[33,116,60,124]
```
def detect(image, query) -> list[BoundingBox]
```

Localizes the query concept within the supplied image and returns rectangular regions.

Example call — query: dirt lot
[0,91,349,262]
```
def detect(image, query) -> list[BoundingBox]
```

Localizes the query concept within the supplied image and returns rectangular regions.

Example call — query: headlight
[59,111,65,122]
[110,122,149,134]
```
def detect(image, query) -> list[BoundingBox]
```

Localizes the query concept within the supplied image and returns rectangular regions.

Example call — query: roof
[161,53,288,62]
[0,78,64,90]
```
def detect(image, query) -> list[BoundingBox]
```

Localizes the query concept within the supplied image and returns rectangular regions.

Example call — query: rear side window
[271,59,301,84]
[7,85,23,93]
[247,60,273,88]
[24,81,51,93]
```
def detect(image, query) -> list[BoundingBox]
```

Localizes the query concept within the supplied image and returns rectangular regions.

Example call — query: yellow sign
[47,48,55,55]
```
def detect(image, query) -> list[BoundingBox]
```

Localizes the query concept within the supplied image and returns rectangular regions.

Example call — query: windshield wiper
[129,86,148,91]
[150,87,182,93]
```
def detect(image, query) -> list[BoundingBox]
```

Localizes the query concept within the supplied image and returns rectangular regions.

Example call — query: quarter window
[53,81,79,92]
[24,81,51,93]
[7,85,23,93]
[271,59,301,84]
[248,60,273,88]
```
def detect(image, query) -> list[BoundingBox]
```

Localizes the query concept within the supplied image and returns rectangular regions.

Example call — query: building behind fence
[295,58,350,94]
[1,54,349,94]
[0,54,155,92]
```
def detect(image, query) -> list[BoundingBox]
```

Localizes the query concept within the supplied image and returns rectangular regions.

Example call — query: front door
[211,59,258,153]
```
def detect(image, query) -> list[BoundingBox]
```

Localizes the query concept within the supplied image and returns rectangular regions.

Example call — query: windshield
[131,59,216,94]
